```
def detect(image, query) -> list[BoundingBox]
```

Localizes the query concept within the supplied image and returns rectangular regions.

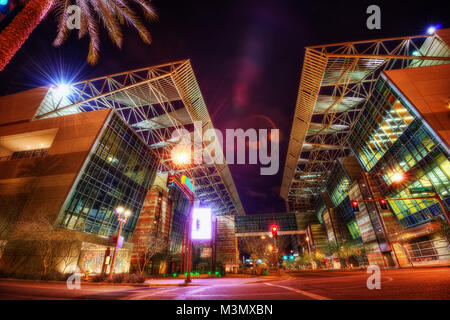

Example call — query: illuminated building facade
[0,61,244,276]
[0,88,158,275]
[282,29,450,268]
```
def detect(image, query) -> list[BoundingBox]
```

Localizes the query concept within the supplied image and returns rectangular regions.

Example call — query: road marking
[122,288,179,300]
[264,282,331,300]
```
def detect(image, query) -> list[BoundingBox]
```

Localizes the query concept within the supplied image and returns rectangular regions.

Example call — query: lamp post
[169,147,197,284]
[109,206,131,279]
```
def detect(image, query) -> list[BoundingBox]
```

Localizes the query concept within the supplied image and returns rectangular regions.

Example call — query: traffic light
[167,174,175,187]
[379,198,388,210]
[351,200,360,213]
[271,225,278,238]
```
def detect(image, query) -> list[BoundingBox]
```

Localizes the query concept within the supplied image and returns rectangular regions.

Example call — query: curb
[0,278,207,287]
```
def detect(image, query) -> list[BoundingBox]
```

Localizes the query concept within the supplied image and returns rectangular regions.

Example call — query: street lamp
[171,145,191,165]
[391,171,405,184]
[109,206,131,279]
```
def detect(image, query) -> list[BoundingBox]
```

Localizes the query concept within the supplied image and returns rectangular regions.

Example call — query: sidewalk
[144,275,288,286]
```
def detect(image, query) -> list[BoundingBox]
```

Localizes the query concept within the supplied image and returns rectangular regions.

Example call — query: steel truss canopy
[32,60,245,216]
[281,29,450,212]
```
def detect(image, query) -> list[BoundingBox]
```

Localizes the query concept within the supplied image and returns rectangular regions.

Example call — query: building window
[59,114,158,241]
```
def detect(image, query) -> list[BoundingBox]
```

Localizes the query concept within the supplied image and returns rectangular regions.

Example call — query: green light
[208,272,211,275]
[185,272,188,276]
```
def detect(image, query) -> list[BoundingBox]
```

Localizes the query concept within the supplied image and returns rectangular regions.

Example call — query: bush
[109,273,126,283]
[41,272,67,281]
[127,273,146,283]
[92,274,107,282]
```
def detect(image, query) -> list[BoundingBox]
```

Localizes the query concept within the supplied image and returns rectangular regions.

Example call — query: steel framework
[32,60,245,216]
[281,29,450,213]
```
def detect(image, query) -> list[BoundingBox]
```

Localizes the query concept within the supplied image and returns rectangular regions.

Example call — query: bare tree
[11,214,79,276]
[56,240,80,274]
[0,156,62,239]
[134,232,168,276]
[0,194,26,239]
[239,237,271,267]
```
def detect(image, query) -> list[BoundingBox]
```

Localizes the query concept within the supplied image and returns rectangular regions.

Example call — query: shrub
[109,273,126,283]
[128,273,146,283]
[92,274,107,282]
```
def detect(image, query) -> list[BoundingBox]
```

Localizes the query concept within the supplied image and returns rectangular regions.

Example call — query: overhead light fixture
[427,25,439,35]
[53,83,72,98]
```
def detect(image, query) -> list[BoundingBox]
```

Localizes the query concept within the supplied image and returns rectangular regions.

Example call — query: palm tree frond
[132,0,158,22]
[77,0,100,64]
[87,37,100,65]
[78,11,88,39]
[110,0,151,44]
[52,0,72,47]
[91,0,123,49]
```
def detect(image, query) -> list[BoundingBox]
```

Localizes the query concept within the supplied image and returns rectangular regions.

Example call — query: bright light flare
[171,145,191,165]
[391,172,405,183]
[53,83,72,98]
[427,26,437,34]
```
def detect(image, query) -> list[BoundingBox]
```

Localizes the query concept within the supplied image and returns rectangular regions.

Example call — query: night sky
[0,0,448,214]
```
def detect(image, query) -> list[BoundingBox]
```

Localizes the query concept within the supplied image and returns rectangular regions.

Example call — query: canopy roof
[281,29,450,212]
[33,60,245,216]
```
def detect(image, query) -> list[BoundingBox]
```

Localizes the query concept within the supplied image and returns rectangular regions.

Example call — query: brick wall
[130,186,172,267]
[215,215,238,266]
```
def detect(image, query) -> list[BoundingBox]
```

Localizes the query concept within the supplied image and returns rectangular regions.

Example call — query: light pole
[169,147,196,284]
[109,206,131,279]
[271,225,279,273]
[184,200,194,284]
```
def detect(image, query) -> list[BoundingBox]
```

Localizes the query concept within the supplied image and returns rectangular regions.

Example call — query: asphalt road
[0,267,448,300]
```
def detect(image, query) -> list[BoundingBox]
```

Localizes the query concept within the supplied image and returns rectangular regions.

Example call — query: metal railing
[404,238,450,264]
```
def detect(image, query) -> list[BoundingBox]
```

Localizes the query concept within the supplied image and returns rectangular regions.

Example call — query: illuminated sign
[167,174,175,187]
[181,175,195,194]
[191,207,212,240]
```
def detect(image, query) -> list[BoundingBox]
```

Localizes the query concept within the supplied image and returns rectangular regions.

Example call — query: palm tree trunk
[0,0,54,71]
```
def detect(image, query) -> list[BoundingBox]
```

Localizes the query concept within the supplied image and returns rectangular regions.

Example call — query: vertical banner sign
[191,207,212,240]
[181,175,195,194]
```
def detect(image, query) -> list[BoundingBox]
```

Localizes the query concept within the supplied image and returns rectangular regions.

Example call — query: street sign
[408,186,435,194]
[181,175,195,194]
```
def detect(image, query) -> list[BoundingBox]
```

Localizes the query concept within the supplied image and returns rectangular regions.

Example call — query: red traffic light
[271,225,278,237]
[379,198,388,210]
[351,200,360,212]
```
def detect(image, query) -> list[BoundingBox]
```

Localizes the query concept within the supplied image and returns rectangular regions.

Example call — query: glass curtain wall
[59,113,159,241]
